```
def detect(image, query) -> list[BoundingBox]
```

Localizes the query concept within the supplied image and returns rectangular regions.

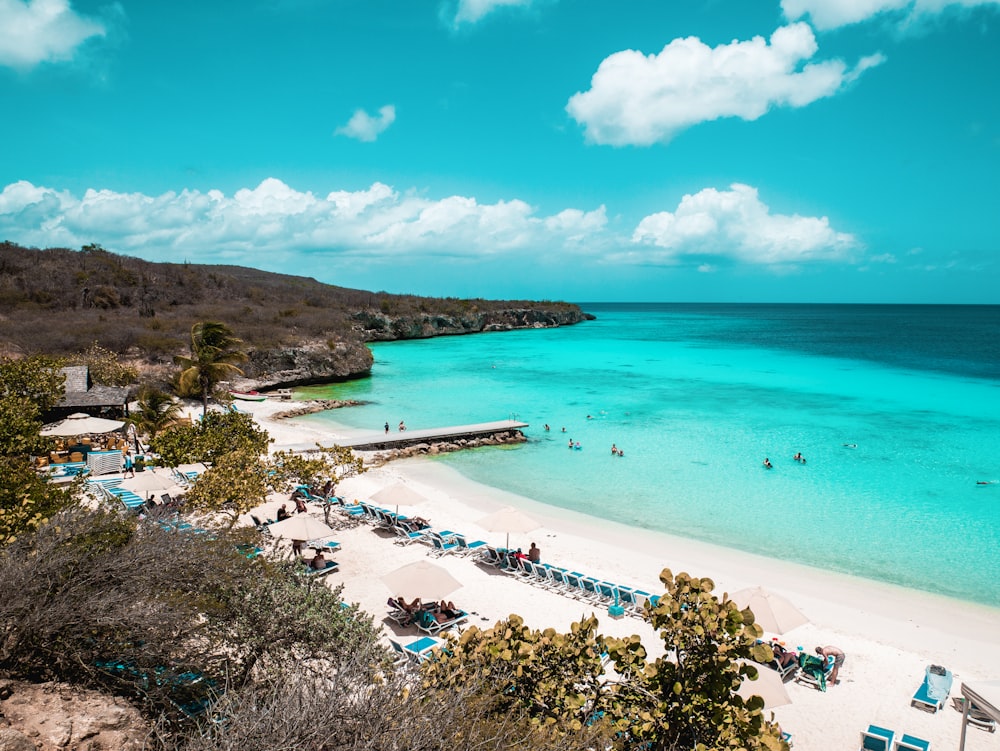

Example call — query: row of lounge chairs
[478,547,658,617]
[342,500,489,555]
[87,477,145,510]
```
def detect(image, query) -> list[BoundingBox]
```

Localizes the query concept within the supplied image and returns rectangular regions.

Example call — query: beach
[244,397,1000,751]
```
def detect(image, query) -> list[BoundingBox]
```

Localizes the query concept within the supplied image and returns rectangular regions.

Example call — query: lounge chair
[952,697,996,732]
[894,734,930,751]
[428,534,459,556]
[389,636,443,666]
[859,724,895,751]
[454,534,487,556]
[797,653,835,691]
[302,560,339,577]
[307,539,342,554]
[415,607,468,635]
[911,665,952,713]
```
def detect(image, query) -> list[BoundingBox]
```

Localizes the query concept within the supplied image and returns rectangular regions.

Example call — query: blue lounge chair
[797,653,835,691]
[911,664,952,713]
[860,725,894,751]
[454,535,487,556]
[302,560,339,577]
[894,734,930,751]
[428,534,459,556]
[389,636,443,666]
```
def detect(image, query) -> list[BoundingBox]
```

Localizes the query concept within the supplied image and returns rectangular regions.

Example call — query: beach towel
[798,653,828,691]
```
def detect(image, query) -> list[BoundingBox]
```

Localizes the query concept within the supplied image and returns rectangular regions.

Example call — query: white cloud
[0,178,611,263]
[0,0,106,69]
[566,23,883,146]
[630,183,858,266]
[782,0,1000,30]
[334,105,396,142]
[452,0,533,25]
[0,179,863,275]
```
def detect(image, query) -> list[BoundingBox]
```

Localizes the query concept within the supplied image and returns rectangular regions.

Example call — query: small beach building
[45,365,129,422]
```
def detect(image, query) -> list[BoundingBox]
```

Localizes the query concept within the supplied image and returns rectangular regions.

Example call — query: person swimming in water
[763,458,773,469]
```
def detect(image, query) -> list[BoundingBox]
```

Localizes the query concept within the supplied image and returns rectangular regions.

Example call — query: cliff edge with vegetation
[0,242,593,388]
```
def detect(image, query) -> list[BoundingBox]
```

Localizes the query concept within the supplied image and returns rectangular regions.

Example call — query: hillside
[0,242,592,387]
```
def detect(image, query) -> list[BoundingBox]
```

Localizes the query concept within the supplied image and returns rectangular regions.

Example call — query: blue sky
[0,0,997,303]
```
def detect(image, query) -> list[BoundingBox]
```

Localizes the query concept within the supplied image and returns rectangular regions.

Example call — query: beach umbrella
[729,586,809,635]
[41,412,125,436]
[268,515,335,542]
[372,482,428,516]
[477,506,540,550]
[736,662,791,709]
[381,560,463,601]
[121,469,182,498]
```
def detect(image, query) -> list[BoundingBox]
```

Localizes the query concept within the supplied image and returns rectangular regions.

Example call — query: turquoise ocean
[297,304,1000,607]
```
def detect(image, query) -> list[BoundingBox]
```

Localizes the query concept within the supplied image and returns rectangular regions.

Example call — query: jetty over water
[276,419,529,453]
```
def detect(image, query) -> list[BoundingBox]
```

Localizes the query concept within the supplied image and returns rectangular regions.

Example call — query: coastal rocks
[271,399,366,419]
[352,308,594,341]
[368,429,526,465]
[235,339,373,390]
[0,680,148,751]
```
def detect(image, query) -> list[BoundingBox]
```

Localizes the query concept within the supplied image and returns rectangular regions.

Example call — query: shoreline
[239,397,1000,751]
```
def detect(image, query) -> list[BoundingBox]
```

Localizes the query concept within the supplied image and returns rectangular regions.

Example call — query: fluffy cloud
[566,24,883,146]
[630,183,858,266]
[0,0,106,69]
[782,0,1000,30]
[0,178,609,263]
[334,105,396,142]
[452,0,533,25]
[0,179,861,274]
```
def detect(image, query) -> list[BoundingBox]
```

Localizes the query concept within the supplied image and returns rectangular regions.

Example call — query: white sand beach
[238,398,1000,751]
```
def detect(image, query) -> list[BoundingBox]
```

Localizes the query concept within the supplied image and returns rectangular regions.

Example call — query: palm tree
[174,322,248,416]
[129,386,182,442]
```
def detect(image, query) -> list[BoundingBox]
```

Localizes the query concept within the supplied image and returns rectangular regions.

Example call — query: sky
[0,0,998,303]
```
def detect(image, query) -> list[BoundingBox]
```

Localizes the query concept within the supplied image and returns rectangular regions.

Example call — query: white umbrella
[268,515,335,541]
[381,560,463,601]
[371,482,429,516]
[121,469,182,498]
[477,506,540,550]
[729,586,809,635]
[41,412,125,436]
[736,662,792,709]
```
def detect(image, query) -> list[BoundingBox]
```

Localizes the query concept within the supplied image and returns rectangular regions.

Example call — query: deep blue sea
[298,304,1000,606]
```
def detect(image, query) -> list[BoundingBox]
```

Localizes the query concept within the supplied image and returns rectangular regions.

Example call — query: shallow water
[298,304,1000,606]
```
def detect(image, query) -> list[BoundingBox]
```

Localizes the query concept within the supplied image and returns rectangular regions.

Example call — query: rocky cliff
[353,307,594,341]
[234,339,374,391]
[234,308,595,390]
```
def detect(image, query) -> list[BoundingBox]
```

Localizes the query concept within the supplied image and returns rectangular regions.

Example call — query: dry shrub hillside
[0,242,582,362]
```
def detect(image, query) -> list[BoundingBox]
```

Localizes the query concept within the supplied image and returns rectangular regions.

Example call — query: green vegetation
[0,356,76,544]
[422,571,787,751]
[129,386,183,440]
[174,321,248,415]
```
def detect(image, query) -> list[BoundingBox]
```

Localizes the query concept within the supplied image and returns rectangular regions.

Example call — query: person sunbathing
[309,552,327,570]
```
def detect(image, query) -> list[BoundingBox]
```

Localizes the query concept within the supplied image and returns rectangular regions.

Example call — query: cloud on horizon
[782,0,1000,30]
[0,179,859,275]
[629,183,859,266]
[0,0,107,69]
[334,105,397,142]
[566,23,884,146]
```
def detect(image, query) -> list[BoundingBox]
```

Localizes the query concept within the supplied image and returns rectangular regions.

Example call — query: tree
[150,411,271,468]
[422,569,787,751]
[421,614,613,735]
[174,322,247,416]
[602,569,785,751]
[0,356,77,545]
[129,386,182,442]
[270,446,366,524]
[183,449,272,528]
